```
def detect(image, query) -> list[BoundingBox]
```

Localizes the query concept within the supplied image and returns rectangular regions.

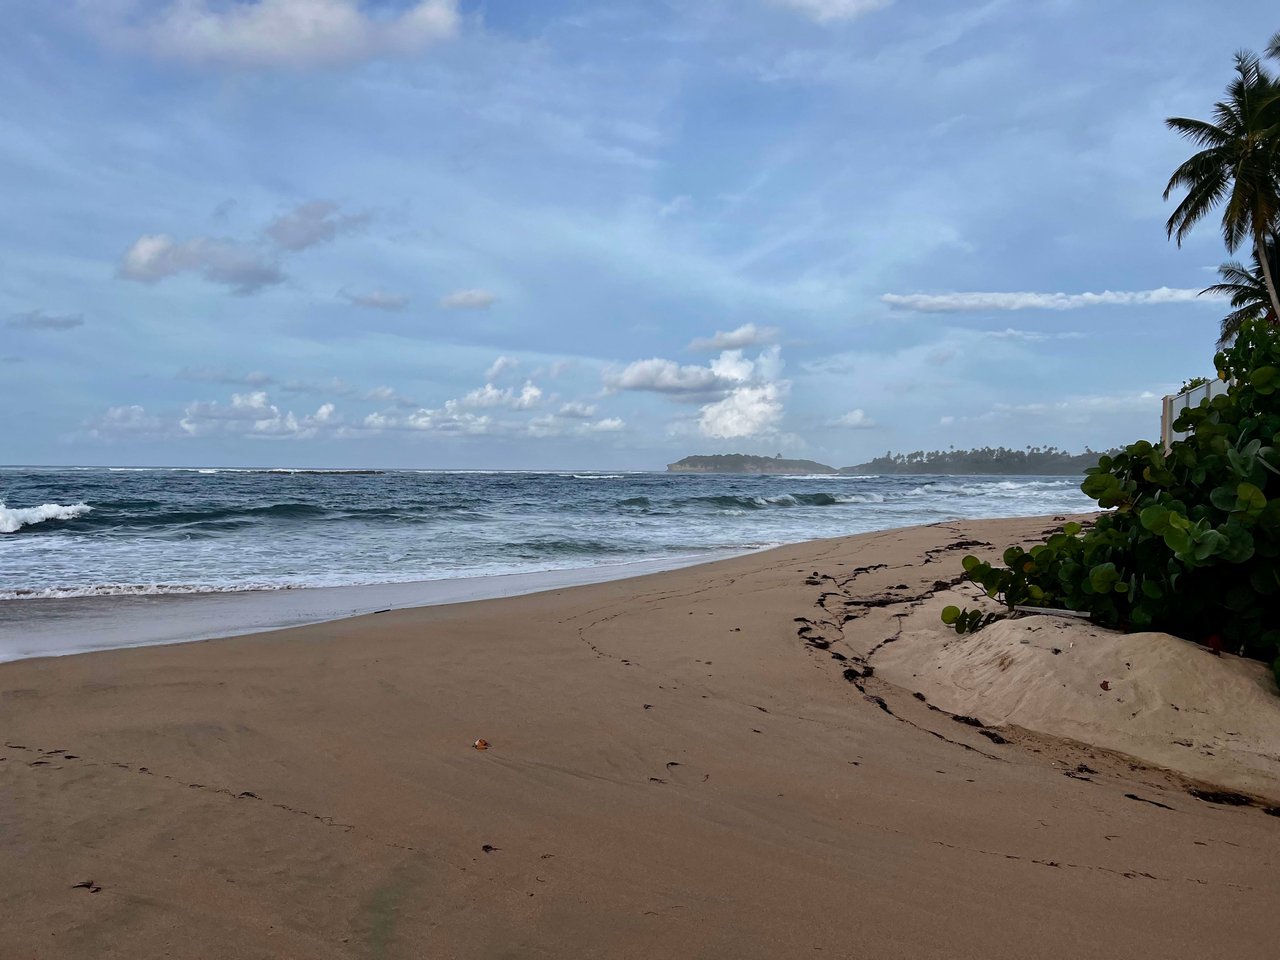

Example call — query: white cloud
[267,201,367,251]
[453,381,542,410]
[583,417,624,433]
[180,391,337,439]
[688,323,780,352]
[709,349,757,383]
[699,383,786,439]
[85,0,461,70]
[5,310,84,331]
[830,408,876,429]
[769,0,894,23]
[86,404,168,439]
[340,288,408,311]
[881,287,1215,313]
[605,358,727,395]
[363,408,493,435]
[119,234,284,294]
[440,288,498,310]
[609,346,789,437]
[557,401,597,419]
[486,355,520,381]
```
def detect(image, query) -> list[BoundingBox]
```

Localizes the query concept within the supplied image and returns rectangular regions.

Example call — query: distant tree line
[845,446,1117,476]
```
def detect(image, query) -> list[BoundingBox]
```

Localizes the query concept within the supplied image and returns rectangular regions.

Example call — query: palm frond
[1164,116,1232,148]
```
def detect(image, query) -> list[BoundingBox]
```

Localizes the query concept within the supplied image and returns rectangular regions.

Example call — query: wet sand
[2,515,1277,959]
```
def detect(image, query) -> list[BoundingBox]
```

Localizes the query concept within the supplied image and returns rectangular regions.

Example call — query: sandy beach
[3,515,1278,959]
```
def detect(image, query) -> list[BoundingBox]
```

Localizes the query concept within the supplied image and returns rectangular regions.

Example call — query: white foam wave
[0,581,294,600]
[573,474,625,480]
[0,501,92,534]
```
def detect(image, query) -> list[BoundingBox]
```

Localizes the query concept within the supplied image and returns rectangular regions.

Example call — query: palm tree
[1164,52,1280,321]
[1201,232,1280,346]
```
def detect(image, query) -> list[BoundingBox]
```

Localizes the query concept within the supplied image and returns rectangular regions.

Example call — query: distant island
[668,447,1113,476]
[667,455,838,475]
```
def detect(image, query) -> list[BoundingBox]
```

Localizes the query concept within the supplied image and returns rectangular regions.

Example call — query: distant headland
[667,447,1113,476]
[667,454,838,475]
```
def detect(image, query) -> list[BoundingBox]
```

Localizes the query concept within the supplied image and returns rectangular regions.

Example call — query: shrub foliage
[944,320,1280,671]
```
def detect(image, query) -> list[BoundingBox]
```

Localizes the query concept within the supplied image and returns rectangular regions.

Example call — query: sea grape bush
[942,320,1280,678]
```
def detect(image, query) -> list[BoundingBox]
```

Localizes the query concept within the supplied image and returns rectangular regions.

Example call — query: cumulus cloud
[181,391,337,439]
[119,234,284,294]
[119,201,365,296]
[84,0,461,70]
[699,383,786,439]
[359,374,613,440]
[605,358,728,395]
[688,323,780,352]
[486,356,520,381]
[267,201,368,251]
[769,0,894,23]
[557,401,598,419]
[179,366,274,386]
[881,287,1213,313]
[440,288,498,310]
[830,409,876,429]
[609,346,789,438]
[363,407,493,436]
[86,404,169,439]
[5,310,85,331]
[453,381,542,411]
[340,288,408,311]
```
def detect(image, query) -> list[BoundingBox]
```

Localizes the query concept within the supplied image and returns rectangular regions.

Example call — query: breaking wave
[0,501,92,534]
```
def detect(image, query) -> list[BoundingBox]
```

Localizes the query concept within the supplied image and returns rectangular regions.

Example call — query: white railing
[1160,378,1231,452]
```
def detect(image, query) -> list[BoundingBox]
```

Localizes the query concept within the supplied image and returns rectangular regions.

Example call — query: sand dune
[877,615,1280,798]
[2,516,1277,959]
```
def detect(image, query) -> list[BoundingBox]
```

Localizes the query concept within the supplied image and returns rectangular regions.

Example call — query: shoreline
[0,547,755,664]
[3,513,1276,959]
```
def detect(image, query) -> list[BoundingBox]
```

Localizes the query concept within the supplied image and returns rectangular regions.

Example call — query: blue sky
[1,0,1270,469]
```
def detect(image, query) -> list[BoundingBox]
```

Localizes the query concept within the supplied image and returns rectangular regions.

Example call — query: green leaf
[1250,365,1279,395]
[1210,485,1240,511]
[940,605,961,625]
[1089,563,1120,593]
[1236,481,1267,512]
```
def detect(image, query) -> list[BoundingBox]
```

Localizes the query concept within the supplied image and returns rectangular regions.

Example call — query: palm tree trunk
[1257,226,1280,323]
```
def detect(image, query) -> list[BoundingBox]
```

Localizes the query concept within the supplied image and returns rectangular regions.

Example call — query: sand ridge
[2,515,1278,959]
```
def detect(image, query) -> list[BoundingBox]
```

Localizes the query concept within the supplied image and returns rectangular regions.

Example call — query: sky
[1,0,1272,469]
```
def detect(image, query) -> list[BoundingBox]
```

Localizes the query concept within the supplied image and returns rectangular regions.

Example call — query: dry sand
[2,515,1278,959]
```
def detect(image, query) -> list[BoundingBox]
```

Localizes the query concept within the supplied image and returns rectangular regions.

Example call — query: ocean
[1,467,1094,601]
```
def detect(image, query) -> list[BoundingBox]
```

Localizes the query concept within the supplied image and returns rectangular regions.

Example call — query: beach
[2,514,1277,959]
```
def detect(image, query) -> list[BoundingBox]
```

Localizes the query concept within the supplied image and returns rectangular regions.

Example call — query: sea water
[1,467,1093,599]
[0,467,1095,660]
